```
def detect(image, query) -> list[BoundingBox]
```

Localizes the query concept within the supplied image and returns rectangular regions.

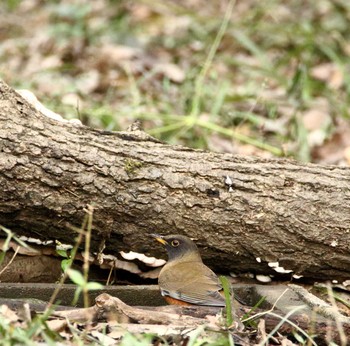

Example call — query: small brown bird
[152,234,231,307]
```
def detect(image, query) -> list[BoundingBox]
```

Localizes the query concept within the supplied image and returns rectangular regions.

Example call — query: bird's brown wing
[158,261,226,307]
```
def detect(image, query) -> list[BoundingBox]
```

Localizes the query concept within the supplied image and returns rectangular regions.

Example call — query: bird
[151,234,240,307]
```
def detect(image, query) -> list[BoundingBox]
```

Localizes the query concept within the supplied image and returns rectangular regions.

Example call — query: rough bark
[0,80,350,281]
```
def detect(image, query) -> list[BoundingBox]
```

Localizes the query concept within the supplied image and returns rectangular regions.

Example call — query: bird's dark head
[151,234,202,262]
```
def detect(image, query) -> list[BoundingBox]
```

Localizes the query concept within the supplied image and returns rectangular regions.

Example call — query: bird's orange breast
[163,296,194,306]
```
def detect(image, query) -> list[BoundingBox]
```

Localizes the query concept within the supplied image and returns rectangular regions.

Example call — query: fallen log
[0,79,350,281]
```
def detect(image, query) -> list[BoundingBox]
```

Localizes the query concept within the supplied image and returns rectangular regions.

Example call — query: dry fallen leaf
[75,70,100,94]
[344,147,350,165]
[99,256,141,274]
[154,63,186,83]
[100,44,140,62]
[89,330,116,345]
[46,319,68,333]
[302,108,330,132]
[311,62,344,89]
[312,118,350,164]
[0,239,40,256]
[0,305,19,323]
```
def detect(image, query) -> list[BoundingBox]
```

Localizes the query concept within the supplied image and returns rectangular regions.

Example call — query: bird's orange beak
[151,233,168,245]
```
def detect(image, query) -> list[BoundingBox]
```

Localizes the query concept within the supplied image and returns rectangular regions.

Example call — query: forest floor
[1,1,350,345]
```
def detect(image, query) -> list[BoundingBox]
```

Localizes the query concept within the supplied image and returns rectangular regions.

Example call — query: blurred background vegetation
[1,0,350,164]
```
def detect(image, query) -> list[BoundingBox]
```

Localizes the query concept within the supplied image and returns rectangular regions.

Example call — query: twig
[326,284,348,346]
[0,245,20,276]
[45,214,89,310]
[241,288,289,323]
[289,284,350,323]
[82,205,94,308]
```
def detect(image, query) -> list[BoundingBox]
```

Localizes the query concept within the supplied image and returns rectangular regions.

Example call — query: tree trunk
[0,80,349,281]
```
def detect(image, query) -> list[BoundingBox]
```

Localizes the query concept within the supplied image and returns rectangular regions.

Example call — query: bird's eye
[171,239,180,247]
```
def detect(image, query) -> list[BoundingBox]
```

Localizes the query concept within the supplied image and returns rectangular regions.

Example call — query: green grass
[1,0,350,161]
